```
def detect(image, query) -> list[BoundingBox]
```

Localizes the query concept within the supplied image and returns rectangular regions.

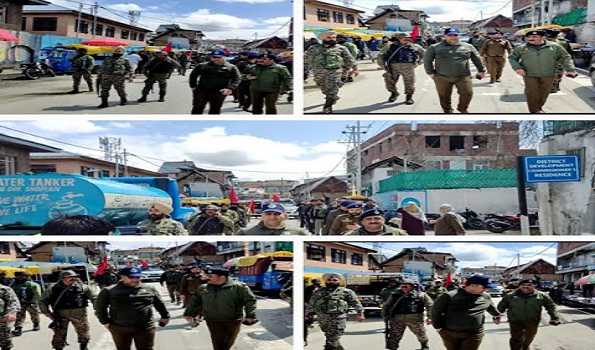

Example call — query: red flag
[164,42,173,53]
[271,193,281,202]
[411,24,421,42]
[444,272,453,288]
[228,187,239,204]
[140,260,149,269]
[95,256,109,276]
[248,199,256,214]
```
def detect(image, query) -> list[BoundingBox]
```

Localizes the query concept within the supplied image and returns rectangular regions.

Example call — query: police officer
[431,275,502,350]
[379,32,425,104]
[97,46,132,108]
[309,198,328,235]
[307,273,364,350]
[68,47,94,94]
[138,202,187,235]
[184,267,258,350]
[479,30,512,83]
[237,202,309,235]
[11,271,41,336]
[329,201,363,235]
[95,267,170,350]
[187,205,235,235]
[545,29,572,93]
[160,266,182,304]
[305,31,356,113]
[509,29,576,113]
[468,31,486,52]
[346,208,408,235]
[137,51,180,103]
[497,278,560,350]
[426,280,448,301]
[322,199,349,235]
[40,270,94,350]
[383,279,433,350]
[0,284,19,350]
[234,52,258,111]
[246,53,292,115]
[179,264,207,308]
[189,50,241,114]
[424,28,485,113]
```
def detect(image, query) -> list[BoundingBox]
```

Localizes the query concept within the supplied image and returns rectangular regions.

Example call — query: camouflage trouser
[14,303,40,328]
[0,320,13,350]
[317,314,346,349]
[552,72,563,92]
[100,74,127,99]
[312,69,343,100]
[387,319,428,349]
[72,71,93,90]
[142,73,168,97]
[384,63,416,95]
[52,308,90,349]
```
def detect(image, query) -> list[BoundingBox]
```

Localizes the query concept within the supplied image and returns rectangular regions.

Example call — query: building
[536,121,595,235]
[0,0,48,31]
[469,14,514,33]
[304,242,377,275]
[290,176,349,203]
[0,242,27,259]
[557,242,595,283]
[110,247,164,266]
[160,242,224,266]
[381,248,458,278]
[150,24,204,50]
[237,180,299,199]
[365,6,429,33]
[203,39,248,51]
[216,241,294,261]
[429,20,474,33]
[26,242,104,262]
[0,133,60,175]
[22,4,151,44]
[304,0,366,29]
[461,265,508,281]
[360,156,423,195]
[158,161,235,196]
[242,36,289,53]
[29,152,162,178]
[502,259,559,281]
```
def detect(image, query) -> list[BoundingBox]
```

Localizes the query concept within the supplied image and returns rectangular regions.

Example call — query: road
[12,282,293,350]
[304,60,595,114]
[306,297,595,350]
[0,74,293,115]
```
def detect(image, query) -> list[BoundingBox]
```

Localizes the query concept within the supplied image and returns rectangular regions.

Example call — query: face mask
[326,282,339,288]
[113,53,123,58]
[149,214,165,221]
[221,209,228,213]
[323,40,336,46]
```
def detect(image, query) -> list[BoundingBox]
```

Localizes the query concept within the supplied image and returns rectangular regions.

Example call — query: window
[472,161,490,170]
[32,17,58,31]
[94,23,104,36]
[0,156,16,175]
[331,248,347,264]
[425,160,443,169]
[378,143,383,153]
[105,26,115,37]
[21,17,27,31]
[75,20,89,33]
[306,243,326,261]
[131,31,138,40]
[99,170,110,178]
[425,136,441,148]
[333,11,344,23]
[30,165,57,173]
[351,253,363,265]
[346,14,355,24]
[472,135,489,149]
[0,242,10,255]
[121,30,129,39]
[363,149,368,156]
[139,33,145,41]
[317,9,330,22]
[449,136,465,151]
[0,6,6,25]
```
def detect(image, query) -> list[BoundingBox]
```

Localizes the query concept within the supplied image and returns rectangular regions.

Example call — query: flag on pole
[444,272,453,289]
[95,256,109,276]
[228,187,239,204]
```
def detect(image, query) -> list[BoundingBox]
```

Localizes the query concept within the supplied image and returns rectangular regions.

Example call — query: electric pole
[341,122,370,195]
[92,1,98,37]
[99,137,126,177]
[76,3,83,38]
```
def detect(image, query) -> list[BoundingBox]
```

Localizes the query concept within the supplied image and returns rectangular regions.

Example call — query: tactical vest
[49,283,89,310]
[315,287,350,314]
[0,293,6,315]
[392,292,426,315]
[321,48,345,70]
[14,282,35,303]
[385,44,419,65]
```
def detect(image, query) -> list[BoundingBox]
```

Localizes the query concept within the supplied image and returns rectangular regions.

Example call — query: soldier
[230,203,249,228]
[179,264,207,308]
[307,273,364,350]
[137,51,180,103]
[329,201,363,235]
[160,266,182,304]
[138,202,187,235]
[220,204,240,235]
[0,284,20,350]
[40,270,94,350]
[68,47,94,94]
[383,279,433,350]
[424,27,485,113]
[97,46,132,108]
[0,272,10,286]
[426,280,448,301]
[304,278,321,346]
[305,31,356,113]
[96,267,170,350]
[10,271,41,336]
[379,278,400,303]
[246,53,292,115]
[545,29,572,93]
[468,31,486,52]
[189,50,241,114]
[322,199,349,235]
[309,198,328,235]
[237,202,309,235]
[336,35,358,83]
[497,278,561,350]
[379,32,425,104]
[346,208,408,235]
[479,30,512,83]
[431,275,502,350]
[509,29,576,113]
[233,52,258,112]
[187,205,235,235]
[184,267,258,350]
[95,265,119,289]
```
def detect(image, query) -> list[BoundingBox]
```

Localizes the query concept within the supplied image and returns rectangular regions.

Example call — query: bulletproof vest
[392,292,425,315]
[320,47,345,70]
[316,287,350,314]
[386,43,419,64]
[0,292,6,315]
[50,283,89,310]
[14,282,34,303]
[165,272,180,284]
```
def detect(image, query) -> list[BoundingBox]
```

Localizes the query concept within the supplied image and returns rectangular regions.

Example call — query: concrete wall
[304,2,363,29]
[0,144,31,173]
[537,129,595,235]
[305,242,370,272]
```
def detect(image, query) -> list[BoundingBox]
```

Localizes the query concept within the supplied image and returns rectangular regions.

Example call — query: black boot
[11,327,22,337]
[159,93,166,102]
[420,342,429,350]
[32,322,40,331]
[137,94,147,103]
[120,97,127,106]
[97,97,108,108]
[67,89,80,94]
[79,342,89,350]
[405,94,414,105]
[323,97,333,114]
[388,92,398,102]
[88,84,94,92]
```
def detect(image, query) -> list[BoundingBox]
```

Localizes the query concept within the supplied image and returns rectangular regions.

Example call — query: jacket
[40,281,94,314]
[248,64,292,93]
[508,42,575,77]
[189,61,241,90]
[188,213,235,235]
[184,280,257,321]
[497,290,559,323]
[305,44,355,70]
[236,221,309,235]
[346,225,408,236]
[307,286,363,317]
[431,288,500,331]
[138,217,187,236]
[383,290,433,322]
[11,280,41,304]
[424,41,485,77]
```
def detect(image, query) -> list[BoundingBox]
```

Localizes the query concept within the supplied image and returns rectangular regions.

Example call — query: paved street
[306,298,595,349]
[304,60,595,114]
[0,74,293,115]
[12,282,293,350]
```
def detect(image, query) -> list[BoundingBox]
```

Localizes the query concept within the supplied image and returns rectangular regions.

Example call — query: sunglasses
[263,212,282,216]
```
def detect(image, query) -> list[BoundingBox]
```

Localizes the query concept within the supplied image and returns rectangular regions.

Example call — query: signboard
[52,247,87,264]
[403,261,433,280]
[346,274,371,285]
[524,156,580,183]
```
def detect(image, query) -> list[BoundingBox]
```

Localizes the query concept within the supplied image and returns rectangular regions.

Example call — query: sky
[45,0,292,40]
[325,0,513,22]
[354,242,558,270]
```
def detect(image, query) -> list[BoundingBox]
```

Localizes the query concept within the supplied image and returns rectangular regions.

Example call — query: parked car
[140,267,164,282]
[487,283,504,297]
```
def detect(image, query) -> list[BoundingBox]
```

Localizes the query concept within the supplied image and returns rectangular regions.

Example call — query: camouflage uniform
[221,210,240,234]
[426,285,448,301]
[139,57,180,101]
[99,56,132,99]
[138,217,187,235]
[71,54,94,92]
[378,42,425,97]
[11,279,41,331]
[340,41,358,81]
[329,213,359,235]
[383,290,433,350]
[307,286,363,350]
[0,285,20,350]
[179,273,205,308]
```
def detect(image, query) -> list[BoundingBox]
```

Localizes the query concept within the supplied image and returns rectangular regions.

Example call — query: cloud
[106,3,143,12]
[29,120,106,134]
[183,9,257,31]
[262,16,292,25]
[216,0,287,3]
[106,122,133,129]
[188,150,263,167]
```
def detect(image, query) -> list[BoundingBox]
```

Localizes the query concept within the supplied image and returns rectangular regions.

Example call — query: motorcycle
[20,61,56,80]
[484,212,538,233]
[458,209,485,230]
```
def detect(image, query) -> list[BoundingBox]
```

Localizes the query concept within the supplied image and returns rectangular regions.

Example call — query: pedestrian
[187,205,235,235]
[233,52,258,112]
[125,51,142,81]
[179,264,207,309]
[0,284,20,350]
[431,204,466,235]
[336,35,358,83]
[468,31,486,52]
[508,29,576,113]
[431,275,502,350]
[322,199,349,235]
[40,215,115,235]
[396,202,427,235]
[177,52,190,76]
[545,29,572,93]
[383,279,433,350]
[424,28,485,113]
[220,203,240,234]
[304,278,321,346]
[138,202,187,235]
[237,202,309,235]
[379,278,400,303]
[160,266,182,304]
[95,265,119,289]
[363,198,377,211]
[10,271,41,336]
[497,279,560,350]
[426,280,448,301]
[137,51,180,103]
[97,46,132,108]
[480,30,512,83]
[306,273,364,350]
[329,200,363,235]
[68,47,94,94]
[304,31,356,113]
[246,53,292,115]
[95,267,170,350]
[40,270,94,350]
[379,32,425,104]
[184,267,258,350]
[346,208,408,235]
[309,198,328,235]
[298,202,309,229]
[189,50,241,114]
